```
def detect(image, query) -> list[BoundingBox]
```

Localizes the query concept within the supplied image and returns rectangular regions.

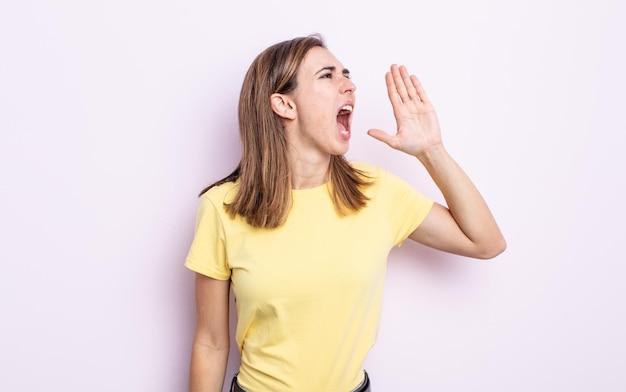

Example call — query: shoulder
[349,161,423,196]
[199,180,240,209]
[349,161,397,187]
[348,161,389,199]
[349,161,385,179]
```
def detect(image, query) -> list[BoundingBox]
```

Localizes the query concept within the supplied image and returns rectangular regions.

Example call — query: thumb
[367,128,394,146]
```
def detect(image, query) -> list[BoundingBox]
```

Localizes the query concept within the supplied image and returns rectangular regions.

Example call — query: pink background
[1,0,625,390]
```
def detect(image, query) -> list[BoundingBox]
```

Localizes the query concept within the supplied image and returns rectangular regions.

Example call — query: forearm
[189,342,229,392]
[417,144,506,257]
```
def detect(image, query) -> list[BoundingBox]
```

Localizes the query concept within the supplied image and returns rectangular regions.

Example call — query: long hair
[201,34,371,228]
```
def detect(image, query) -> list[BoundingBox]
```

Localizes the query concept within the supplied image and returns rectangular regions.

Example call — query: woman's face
[286,46,357,159]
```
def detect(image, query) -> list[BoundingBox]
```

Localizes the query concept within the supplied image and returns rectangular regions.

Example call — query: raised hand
[367,64,442,158]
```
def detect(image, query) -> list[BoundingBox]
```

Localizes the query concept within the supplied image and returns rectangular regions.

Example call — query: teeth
[338,105,353,117]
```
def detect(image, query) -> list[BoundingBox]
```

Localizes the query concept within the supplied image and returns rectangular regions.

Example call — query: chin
[332,144,350,156]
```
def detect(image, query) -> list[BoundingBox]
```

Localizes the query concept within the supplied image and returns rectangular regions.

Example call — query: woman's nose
[341,78,356,94]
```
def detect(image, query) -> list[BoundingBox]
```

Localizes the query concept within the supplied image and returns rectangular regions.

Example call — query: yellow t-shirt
[185,162,434,391]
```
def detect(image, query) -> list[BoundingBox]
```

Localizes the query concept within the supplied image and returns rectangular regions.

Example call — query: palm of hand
[368,64,442,158]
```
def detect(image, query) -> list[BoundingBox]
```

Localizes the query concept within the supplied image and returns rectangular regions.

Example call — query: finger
[385,71,403,107]
[390,64,410,103]
[399,66,420,102]
[367,128,395,147]
[410,74,430,103]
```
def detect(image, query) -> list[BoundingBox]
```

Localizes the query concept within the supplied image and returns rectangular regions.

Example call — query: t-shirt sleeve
[380,168,435,247]
[184,194,231,280]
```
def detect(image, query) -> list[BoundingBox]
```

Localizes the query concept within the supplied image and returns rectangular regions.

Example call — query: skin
[368,64,507,259]
[190,48,506,392]
[189,274,230,392]
[270,47,356,189]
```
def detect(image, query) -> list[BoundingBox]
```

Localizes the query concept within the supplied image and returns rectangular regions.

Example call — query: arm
[189,273,231,392]
[368,64,506,259]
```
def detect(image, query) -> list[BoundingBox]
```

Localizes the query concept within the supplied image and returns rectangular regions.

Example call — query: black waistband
[230,371,371,392]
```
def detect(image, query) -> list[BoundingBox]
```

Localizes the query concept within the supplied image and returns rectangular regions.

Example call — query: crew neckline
[291,182,329,194]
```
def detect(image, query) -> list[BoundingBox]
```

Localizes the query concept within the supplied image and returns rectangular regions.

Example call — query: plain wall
[1,0,625,390]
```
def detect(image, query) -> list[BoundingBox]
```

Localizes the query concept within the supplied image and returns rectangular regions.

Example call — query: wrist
[415,143,446,163]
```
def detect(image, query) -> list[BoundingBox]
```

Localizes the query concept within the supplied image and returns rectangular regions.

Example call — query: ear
[270,93,296,120]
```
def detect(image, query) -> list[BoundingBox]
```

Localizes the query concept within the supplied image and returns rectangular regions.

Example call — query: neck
[289,150,330,190]
[284,120,332,189]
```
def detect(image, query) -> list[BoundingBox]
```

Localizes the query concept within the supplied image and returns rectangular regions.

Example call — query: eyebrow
[315,66,351,76]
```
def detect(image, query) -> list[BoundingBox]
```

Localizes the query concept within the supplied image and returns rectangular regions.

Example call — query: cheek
[302,101,330,124]
[295,88,336,128]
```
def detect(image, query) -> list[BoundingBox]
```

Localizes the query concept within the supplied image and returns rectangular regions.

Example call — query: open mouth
[337,104,353,136]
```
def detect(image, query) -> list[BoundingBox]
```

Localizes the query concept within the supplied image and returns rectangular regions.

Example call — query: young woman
[185,34,506,392]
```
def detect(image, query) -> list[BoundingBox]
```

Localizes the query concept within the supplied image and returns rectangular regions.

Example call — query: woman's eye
[321,73,332,79]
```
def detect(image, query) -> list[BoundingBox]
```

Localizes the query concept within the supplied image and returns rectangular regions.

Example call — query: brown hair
[201,34,371,228]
